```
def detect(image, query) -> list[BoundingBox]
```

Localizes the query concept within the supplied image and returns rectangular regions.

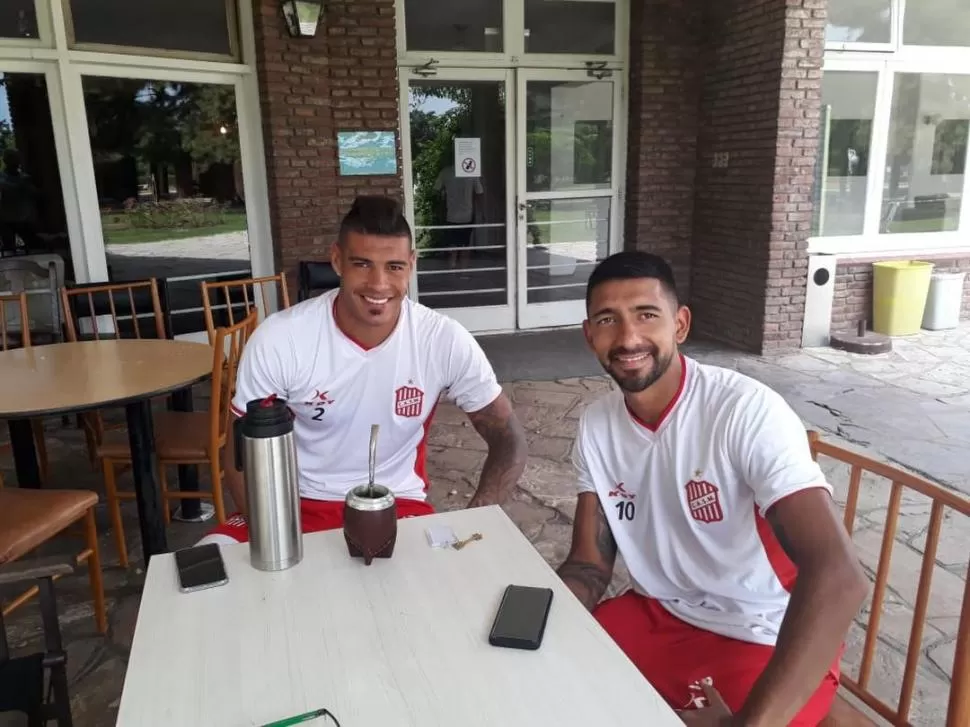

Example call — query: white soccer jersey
[573,355,830,646]
[231,289,502,502]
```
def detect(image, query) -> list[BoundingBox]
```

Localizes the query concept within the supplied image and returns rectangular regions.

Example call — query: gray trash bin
[921,271,966,330]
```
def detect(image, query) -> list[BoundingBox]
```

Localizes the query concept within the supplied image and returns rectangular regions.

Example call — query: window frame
[812,2,970,255]
[61,0,240,63]
[396,0,628,70]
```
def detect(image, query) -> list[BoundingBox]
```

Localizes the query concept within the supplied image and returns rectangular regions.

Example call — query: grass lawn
[102,210,248,245]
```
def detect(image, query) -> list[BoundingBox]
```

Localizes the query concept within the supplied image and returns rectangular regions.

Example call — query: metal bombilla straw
[368,424,379,497]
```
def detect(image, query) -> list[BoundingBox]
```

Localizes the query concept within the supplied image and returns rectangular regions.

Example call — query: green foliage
[102,199,231,232]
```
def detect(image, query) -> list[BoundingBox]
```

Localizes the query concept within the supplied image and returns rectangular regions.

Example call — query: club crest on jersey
[304,389,334,406]
[685,479,724,523]
[395,385,424,418]
[608,482,635,500]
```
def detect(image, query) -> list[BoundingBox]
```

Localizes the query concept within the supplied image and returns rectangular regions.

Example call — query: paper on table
[426,525,457,548]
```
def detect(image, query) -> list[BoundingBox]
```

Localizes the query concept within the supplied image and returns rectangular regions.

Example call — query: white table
[117,506,682,727]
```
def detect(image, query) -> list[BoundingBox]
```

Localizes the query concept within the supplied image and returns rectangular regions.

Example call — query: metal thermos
[233,396,303,571]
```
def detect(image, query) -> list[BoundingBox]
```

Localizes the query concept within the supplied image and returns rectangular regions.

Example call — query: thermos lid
[241,395,293,438]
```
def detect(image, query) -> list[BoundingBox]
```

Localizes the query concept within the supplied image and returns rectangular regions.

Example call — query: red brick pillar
[690,0,825,352]
[625,0,701,300]
[252,0,404,296]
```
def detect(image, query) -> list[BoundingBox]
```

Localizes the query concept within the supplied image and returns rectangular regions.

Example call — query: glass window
[816,72,878,237]
[0,1,38,40]
[404,0,503,53]
[81,77,251,334]
[68,0,234,57]
[903,0,970,47]
[524,0,615,55]
[881,74,970,234]
[408,80,509,310]
[0,71,74,338]
[526,198,610,304]
[526,80,614,193]
[826,0,891,44]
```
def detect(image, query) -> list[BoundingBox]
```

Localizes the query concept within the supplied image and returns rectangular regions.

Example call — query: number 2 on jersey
[311,407,325,421]
[615,501,635,521]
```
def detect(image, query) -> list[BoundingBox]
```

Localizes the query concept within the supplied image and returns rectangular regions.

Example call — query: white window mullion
[862,63,895,237]
[506,0,524,60]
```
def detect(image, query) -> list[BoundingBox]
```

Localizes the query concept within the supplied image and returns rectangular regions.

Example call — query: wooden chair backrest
[60,279,166,342]
[200,272,290,344]
[209,311,257,448]
[807,431,970,727]
[0,293,30,350]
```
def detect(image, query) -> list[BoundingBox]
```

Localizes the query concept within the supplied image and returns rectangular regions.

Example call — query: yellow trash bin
[872,261,935,336]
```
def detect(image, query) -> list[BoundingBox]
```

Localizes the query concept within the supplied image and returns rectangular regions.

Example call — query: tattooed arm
[557,492,617,611]
[465,393,528,508]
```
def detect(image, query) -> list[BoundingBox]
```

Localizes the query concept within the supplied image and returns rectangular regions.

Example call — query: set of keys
[452,532,483,550]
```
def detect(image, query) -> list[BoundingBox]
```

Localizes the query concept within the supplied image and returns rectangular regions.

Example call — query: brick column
[690,0,825,352]
[252,0,404,295]
[624,0,701,299]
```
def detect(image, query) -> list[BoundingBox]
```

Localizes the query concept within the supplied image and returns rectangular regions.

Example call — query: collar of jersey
[624,354,689,435]
[330,292,406,354]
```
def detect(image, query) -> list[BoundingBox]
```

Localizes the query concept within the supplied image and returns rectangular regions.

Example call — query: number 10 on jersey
[615,501,635,520]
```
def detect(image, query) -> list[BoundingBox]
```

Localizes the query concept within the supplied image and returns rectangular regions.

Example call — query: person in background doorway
[556,251,867,726]
[198,195,527,546]
[434,161,484,271]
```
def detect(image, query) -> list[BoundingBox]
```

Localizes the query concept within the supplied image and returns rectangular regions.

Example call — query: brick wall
[252,0,403,295]
[690,0,824,353]
[624,0,701,299]
[833,258,970,333]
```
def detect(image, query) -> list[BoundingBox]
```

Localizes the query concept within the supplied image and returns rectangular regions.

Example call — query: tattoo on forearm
[467,398,527,507]
[557,499,617,611]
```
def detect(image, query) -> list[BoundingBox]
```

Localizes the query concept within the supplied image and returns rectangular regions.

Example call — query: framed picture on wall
[337,131,398,176]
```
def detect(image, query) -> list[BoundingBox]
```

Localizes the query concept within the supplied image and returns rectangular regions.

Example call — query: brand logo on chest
[685,477,724,524]
[394,385,424,418]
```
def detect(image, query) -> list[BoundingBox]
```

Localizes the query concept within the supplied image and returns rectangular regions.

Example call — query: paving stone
[516,457,581,520]
[524,432,573,461]
[531,521,572,568]
[427,422,488,452]
[840,622,950,727]
[927,639,956,678]
[500,488,557,542]
[509,384,581,410]
[857,600,947,656]
[909,510,970,569]
[852,529,967,620]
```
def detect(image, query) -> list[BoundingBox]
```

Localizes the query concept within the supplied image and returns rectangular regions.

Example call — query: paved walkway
[1,328,968,726]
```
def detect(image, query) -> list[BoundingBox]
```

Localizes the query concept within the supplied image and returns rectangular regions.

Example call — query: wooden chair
[96,312,256,567]
[809,431,970,727]
[0,292,49,483]
[297,260,340,301]
[59,279,167,469]
[0,557,77,727]
[0,488,107,636]
[200,272,289,344]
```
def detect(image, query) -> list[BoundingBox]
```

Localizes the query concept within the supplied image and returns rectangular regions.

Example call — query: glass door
[403,69,515,332]
[515,69,621,329]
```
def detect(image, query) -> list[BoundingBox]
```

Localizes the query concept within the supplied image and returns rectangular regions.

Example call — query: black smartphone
[488,584,554,650]
[174,543,229,593]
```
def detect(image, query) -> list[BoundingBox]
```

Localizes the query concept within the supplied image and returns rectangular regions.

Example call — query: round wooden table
[0,339,213,563]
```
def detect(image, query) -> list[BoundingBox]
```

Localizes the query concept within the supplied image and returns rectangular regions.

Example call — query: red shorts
[593,591,839,725]
[199,497,436,545]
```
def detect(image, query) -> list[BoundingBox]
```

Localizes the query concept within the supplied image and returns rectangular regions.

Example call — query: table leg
[169,388,213,523]
[8,419,41,488]
[124,400,167,563]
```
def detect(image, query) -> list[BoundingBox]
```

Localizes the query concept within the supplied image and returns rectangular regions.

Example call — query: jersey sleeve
[571,410,598,495]
[439,319,502,413]
[731,388,831,515]
[230,319,293,417]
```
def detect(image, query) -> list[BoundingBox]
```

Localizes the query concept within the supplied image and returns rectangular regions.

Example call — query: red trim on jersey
[625,354,688,432]
[754,501,798,593]
[414,403,438,492]
[230,403,245,417]
[331,296,375,352]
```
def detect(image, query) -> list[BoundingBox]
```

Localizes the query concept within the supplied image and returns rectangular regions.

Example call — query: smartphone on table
[174,543,229,593]
[488,584,554,650]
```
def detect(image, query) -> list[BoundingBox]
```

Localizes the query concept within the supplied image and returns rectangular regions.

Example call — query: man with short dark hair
[557,251,867,726]
[201,195,527,545]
